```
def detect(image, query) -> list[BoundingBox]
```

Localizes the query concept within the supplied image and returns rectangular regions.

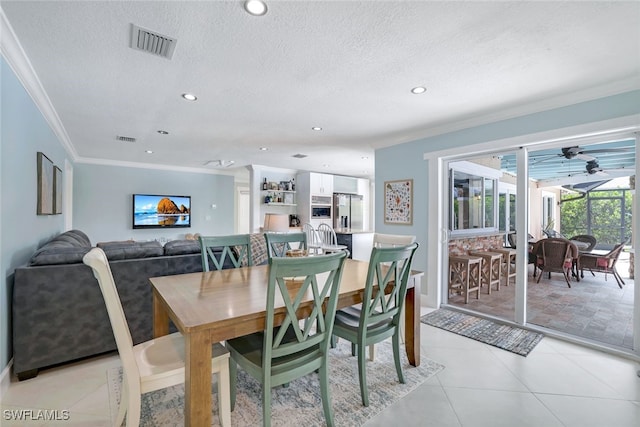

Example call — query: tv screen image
[132,194,191,229]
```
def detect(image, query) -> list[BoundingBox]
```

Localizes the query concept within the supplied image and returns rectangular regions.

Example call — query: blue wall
[0,58,236,374]
[375,90,640,281]
[73,164,235,244]
[1,58,68,370]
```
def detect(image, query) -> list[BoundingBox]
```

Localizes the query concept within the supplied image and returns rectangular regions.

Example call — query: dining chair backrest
[316,223,338,246]
[83,248,137,380]
[373,233,416,248]
[360,243,419,335]
[538,238,573,270]
[199,234,252,271]
[264,251,347,367]
[302,223,321,249]
[264,232,308,260]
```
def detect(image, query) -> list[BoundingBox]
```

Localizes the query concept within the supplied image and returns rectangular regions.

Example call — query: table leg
[152,288,169,338]
[185,330,212,427]
[404,276,421,367]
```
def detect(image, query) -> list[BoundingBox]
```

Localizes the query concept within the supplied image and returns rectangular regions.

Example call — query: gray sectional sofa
[12,230,231,380]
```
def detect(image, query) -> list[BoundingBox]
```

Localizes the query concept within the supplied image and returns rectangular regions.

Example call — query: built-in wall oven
[311,195,332,219]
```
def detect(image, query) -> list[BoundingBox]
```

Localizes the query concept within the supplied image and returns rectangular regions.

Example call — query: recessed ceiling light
[181,93,197,101]
[312,127,322,131]
[361,156,369,160]
[145,150,153,154]
[259,147,269,151]
[157,130,169,135]
[411,86,426,94]
[244,0,267,16]
[322,164,330,168]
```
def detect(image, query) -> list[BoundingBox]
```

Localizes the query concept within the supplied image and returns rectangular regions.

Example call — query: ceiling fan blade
[575,153,596,161]
[582,147,634,154]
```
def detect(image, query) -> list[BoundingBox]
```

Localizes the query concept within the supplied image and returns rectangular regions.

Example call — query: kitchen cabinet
[310,173,333,195]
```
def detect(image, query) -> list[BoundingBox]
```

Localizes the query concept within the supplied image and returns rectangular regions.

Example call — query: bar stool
[449,255,482,304]
[468,250,502,293]
[490,247,516,286]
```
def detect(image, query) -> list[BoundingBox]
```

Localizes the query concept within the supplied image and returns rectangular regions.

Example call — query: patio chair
[578,242,626,288]
[535,238,574,287]
[569,234,597,253]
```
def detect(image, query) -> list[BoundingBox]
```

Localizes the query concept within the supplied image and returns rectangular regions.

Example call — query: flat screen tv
[132,194,191,229]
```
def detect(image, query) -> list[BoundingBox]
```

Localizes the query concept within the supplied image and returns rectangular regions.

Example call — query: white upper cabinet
[309,173,333,195]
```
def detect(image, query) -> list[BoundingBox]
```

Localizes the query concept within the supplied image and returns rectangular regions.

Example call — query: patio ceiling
[500,139,636,187]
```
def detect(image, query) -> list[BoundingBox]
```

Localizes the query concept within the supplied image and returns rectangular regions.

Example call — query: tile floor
[448,254,635,348]
[2,310,639,426]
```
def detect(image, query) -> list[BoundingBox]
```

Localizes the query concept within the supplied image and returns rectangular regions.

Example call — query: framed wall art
[37,152,54,215]
[384,179,413,225]
[53,165,62,214]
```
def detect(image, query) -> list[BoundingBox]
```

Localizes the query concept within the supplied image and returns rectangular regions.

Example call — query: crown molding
[0,7,78,161]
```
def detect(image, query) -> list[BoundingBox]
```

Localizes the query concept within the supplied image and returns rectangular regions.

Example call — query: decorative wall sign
[37,152,54,215]
[384,179,413,225]
[53,166,62,214]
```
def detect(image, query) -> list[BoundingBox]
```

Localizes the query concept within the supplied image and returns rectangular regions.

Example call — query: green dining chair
[199,234,252,271]
[264,232,307,260]
[332,242,419,407]
[225,251,347,427]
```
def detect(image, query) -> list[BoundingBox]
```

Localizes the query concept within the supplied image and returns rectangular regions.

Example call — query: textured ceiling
[2,1,639,179]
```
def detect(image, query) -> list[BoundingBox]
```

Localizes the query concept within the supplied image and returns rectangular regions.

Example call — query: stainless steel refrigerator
[333,193,364,230]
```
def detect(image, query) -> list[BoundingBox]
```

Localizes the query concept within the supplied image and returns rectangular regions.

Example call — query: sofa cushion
[163,239,202,256]
[97,240,164,260]
[249,233,268,266]
[29,230,92,266]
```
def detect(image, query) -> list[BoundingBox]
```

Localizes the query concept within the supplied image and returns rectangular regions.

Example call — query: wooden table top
[149,258,422,336]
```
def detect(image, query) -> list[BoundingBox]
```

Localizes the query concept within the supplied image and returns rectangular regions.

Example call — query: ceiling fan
[565,160,634,177]
[532,145,633,164]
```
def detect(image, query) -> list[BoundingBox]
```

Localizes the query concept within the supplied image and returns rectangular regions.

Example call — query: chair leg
[368,344,375,361]
[229,360,237,411]
[262,380,272,427]
[613,270,625,288]
[356,343,369,407]
[392,332,405,384]
[125,393,141,427]
[217,363,232,427]
[319,360,335,427]
[351,342,356,357]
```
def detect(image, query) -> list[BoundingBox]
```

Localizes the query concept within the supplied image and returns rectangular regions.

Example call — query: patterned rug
[107,339,444,426]
[421,309,543,356]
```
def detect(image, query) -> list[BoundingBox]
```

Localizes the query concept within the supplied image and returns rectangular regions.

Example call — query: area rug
[421,309,543,356]
[107,339,444,426]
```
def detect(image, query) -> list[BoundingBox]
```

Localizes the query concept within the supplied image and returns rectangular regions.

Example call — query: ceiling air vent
[116,135,136,143]
[130,24,177,60]
[292,154,308,159]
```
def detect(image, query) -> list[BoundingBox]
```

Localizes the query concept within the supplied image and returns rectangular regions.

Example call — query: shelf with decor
[262,190,296,206]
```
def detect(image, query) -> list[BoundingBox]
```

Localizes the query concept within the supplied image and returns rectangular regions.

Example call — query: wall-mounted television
[132,194,191,229]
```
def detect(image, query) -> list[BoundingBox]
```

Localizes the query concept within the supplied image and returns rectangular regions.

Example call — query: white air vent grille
[116,135,136,143]
[130,24,176,59]
[292,154,308,158]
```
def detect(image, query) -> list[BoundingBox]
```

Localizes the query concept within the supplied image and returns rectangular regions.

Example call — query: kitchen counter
[333,230,374,261]
[334,228,374,234]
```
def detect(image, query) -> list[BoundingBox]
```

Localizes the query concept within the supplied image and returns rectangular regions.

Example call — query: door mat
[421,309,543,356]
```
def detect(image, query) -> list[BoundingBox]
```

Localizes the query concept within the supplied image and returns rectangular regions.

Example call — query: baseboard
[0,358,13,400]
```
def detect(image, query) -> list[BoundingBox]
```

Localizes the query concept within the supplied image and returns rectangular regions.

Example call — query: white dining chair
[317,223,347,253]
[83,248,231,427]
[303,223,323,255]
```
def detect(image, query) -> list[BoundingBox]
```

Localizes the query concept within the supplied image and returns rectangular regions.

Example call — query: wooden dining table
[150,258,424,427]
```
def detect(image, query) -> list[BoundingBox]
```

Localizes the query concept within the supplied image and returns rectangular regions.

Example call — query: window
[450,170,498,232]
